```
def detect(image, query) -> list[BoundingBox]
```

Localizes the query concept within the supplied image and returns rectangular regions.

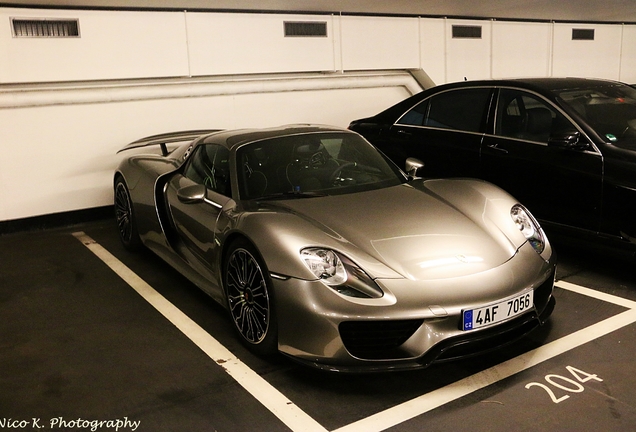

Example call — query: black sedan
[349,78,636,253]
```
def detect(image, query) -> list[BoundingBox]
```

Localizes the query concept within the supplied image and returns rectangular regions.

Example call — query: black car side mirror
[405,157,425,177]
[548,131,588,150]
[177,183,207,204]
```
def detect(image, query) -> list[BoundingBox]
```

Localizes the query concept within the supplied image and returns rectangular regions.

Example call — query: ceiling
[2,0,636,23]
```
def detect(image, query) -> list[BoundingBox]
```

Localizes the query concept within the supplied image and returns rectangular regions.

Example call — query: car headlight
[511,204,545,254]
[300,248,383,298]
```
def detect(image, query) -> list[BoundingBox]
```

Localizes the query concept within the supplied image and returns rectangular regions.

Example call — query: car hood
[277,181,522,280]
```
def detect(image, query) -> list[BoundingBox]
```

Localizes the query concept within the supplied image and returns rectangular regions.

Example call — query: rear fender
[115,155,180,246]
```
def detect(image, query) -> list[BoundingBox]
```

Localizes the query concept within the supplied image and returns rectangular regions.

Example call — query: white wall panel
[186,13,337,75]
[0,74,417,221]
[419,18,446,84]
[4,6,636,223]
[552,23,622,79]
[0,8,189,83]
[492,21,552,78]
[620,25,636,83]
[340,15,420,70]
[445,19,491,83]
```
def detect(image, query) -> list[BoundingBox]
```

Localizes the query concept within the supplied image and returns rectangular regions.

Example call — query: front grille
[339,319,424,360]
[432,313,541,363]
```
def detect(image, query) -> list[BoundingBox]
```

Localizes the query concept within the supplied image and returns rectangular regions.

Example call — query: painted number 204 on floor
[462,291,533,331]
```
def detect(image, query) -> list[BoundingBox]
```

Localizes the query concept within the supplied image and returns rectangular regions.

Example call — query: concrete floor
[1,219,636,431]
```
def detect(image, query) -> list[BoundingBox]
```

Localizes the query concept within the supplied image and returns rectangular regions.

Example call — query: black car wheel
[224,239,277,355]
[114,177,142,250]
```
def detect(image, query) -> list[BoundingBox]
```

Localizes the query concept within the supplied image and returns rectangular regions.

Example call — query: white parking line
[556,280,636,309]
[72,232,328,432]
[73,230,636,432]
[333,281,636,432]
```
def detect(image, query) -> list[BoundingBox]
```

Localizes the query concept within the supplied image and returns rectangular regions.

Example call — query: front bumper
[273,242,556,372]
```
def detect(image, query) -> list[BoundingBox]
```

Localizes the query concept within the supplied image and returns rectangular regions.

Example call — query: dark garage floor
[1,219,636,432]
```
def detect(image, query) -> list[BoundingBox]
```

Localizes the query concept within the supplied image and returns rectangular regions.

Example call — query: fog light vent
[339,319,424,360]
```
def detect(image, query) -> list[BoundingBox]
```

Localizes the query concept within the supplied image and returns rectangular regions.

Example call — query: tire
[114,177,142,251]
[223,239,278,356]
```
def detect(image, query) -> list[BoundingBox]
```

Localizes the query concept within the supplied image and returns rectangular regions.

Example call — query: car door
[386,87,493,178]
[166,144,232,276]
[481,88,603,232]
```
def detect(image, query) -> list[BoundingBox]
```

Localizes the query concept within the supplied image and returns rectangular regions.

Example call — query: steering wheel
[328,162,355,185]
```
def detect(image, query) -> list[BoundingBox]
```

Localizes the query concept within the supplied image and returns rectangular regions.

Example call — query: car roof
[423,77,629,98]
[462,77,624,92]
[371,77,628,120]
[197,124,350,150]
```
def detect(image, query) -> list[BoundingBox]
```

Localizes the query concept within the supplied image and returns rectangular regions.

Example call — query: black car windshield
[237,132,406,200]
[557,83,636,150]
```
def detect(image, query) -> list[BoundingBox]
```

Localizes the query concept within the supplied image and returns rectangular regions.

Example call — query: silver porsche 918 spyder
[114,124,556,372]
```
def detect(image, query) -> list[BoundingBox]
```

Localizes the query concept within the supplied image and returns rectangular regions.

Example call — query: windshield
[557,82,636,150]
[237,132,406,200]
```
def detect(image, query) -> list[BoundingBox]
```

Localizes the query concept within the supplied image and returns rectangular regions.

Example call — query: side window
[397,88,492,132]
[184,144,231,196]
[398,100,429,126]
[496,89,576,144]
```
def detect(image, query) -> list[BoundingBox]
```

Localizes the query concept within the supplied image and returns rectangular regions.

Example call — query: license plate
[462,291,534,331]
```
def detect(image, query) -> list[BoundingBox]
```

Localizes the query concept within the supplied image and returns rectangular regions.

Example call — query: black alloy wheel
[224,239,277,355]
[114,177,142,250]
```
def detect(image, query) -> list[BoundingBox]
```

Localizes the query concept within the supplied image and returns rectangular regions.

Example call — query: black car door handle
[396,128,413,137]
[486,143,509,154]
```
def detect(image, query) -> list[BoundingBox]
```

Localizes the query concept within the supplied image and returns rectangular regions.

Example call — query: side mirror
[548,131,588,150]
[177,183,206,204]
[405,157,425,177]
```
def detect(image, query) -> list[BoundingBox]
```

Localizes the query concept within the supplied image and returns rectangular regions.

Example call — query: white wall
[2,6,636,223]
[6,9,633,86]
[186,13,339,75]
[621,25,636,83]
[1,9,189,82]
[339,15,420,70]
[3,8,635,85]
[552,23,623,78]
[445,19,493,82]
[0,80,413,221]
[492,21,552,78]
[419,18,446,85]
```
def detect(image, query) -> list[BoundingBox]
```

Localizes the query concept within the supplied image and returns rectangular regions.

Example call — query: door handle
[396,128,413,137]
[486,143,509,154]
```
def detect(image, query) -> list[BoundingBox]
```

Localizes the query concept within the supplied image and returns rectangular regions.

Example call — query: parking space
[2,220,636,431]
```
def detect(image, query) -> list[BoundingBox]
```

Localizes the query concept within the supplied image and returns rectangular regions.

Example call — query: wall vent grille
[452,25,482,39]
[572,28,595,40]
[284,21,327,37]
[11,18,80,38]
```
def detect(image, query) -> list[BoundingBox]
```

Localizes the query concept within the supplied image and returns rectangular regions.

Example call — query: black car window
[495,89,576,144]
[237,132,405,200]
[398,100,429,126]
[557,83,636,150]
[397,88,491,133]
[184,144,231,196]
